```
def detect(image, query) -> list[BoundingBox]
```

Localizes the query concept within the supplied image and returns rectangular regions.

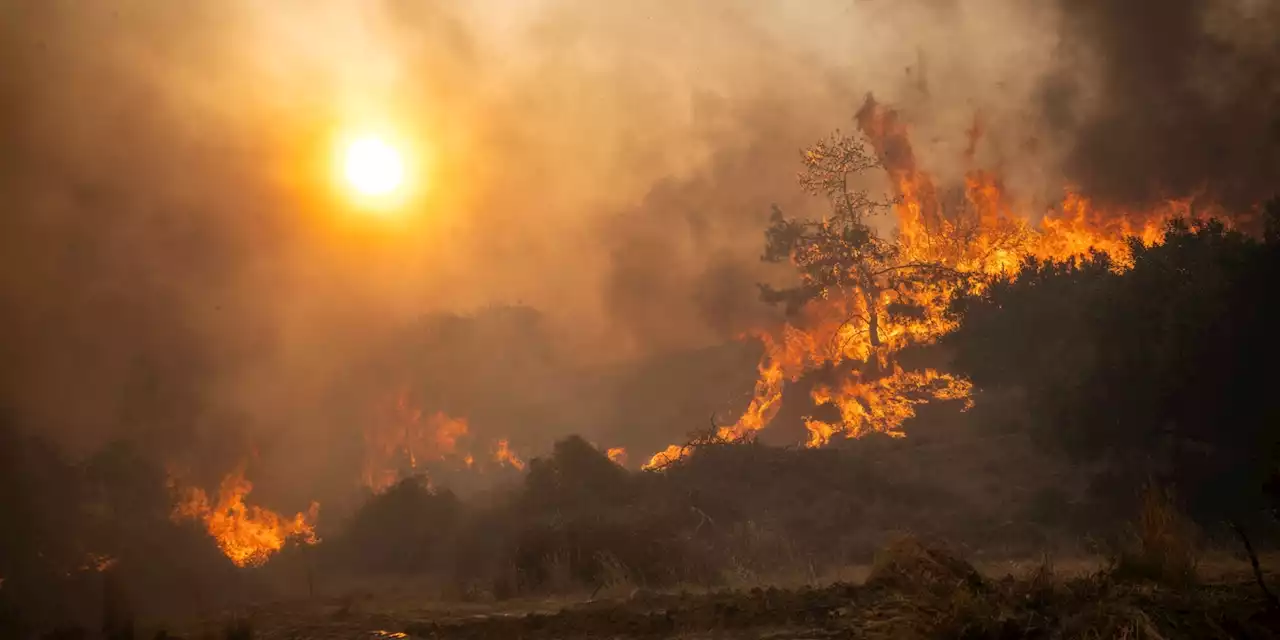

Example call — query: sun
[343,136,405,197]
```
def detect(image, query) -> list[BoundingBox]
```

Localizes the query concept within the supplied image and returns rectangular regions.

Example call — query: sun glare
[343,136,405,197]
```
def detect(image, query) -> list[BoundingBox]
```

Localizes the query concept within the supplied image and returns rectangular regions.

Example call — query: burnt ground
[170,554,1280,640]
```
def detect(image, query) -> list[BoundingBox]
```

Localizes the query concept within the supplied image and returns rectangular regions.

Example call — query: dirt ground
[168,553,1280,640]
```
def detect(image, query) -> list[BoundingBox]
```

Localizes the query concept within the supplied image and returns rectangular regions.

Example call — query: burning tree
[755,128,983,445]
[760,131,967,358]
[643,94,1212,466]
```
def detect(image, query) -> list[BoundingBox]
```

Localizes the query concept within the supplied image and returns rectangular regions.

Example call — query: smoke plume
[0,0,1274,506]
[1045,0,1280,208]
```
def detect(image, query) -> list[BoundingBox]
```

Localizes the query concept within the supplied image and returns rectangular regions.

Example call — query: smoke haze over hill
[0,0,1275,506]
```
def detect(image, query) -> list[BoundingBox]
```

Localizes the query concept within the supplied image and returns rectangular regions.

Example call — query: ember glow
[170,465,318,568]
[644,96,1227,468]
[80,553,119,573]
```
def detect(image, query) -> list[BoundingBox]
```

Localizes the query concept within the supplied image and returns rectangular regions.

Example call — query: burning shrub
[0,428,249,634]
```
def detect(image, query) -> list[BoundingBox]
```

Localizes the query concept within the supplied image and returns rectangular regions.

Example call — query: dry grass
[589,552,636,599]
[402,551,1279,639]
[866,535,987,595]
[123,539,1278,639]
[1109,483,1200,585]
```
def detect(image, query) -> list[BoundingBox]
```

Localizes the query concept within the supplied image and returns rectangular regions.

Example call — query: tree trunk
[863,288,881,349]
[862,287,882,378]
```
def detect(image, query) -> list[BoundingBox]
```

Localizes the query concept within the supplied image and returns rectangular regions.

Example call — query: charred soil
[176,540,1280,640]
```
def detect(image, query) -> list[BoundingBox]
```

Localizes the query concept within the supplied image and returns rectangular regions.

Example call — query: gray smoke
[1045,0,1280,208]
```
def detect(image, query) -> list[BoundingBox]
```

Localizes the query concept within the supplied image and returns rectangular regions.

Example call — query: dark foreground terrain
[167,540,1279,640]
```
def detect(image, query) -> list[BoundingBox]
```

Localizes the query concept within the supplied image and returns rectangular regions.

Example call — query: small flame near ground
[363,389,532,490]
[364,391,631,479]
[170,464,319,568]
[363,390,475,492]
[643,96,1229,470]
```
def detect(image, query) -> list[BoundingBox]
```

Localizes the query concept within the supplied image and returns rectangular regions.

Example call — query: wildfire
[643,95,1226,466]
[804,366,974,447]
[363,389,474,491]
[493,439,525,470]
[170,465,318,568]
[362,389,532,488]
[644,444,687,470]
[606,447,629,467]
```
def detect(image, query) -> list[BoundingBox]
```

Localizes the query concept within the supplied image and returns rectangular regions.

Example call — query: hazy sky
[0,0,1274,503]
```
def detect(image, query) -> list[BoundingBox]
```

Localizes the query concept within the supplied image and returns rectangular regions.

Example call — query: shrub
[505,512,719,594]
[1109,483,1199,585]
[865,534,985,596]
[331,476,462,574]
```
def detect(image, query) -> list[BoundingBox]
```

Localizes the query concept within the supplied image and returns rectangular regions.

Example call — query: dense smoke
[1045,0,1280,208]
[0,0,1274,505]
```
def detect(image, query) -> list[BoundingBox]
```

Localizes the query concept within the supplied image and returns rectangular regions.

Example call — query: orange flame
[644,96,1232,465]
[363,389,473,491]
[493,439,525,470]
[642,444,688,470]
[606,447,628,467]
[171,465,318,568]
[804,366,974,447]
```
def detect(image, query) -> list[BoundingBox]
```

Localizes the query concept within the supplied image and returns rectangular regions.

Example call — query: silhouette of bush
[330,476,462,574]
[482,436,719,594]
[506,512,718,593]
[434,432,1001,597]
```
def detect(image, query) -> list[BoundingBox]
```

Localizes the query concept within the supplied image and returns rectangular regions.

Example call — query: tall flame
[171,465,318,568]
